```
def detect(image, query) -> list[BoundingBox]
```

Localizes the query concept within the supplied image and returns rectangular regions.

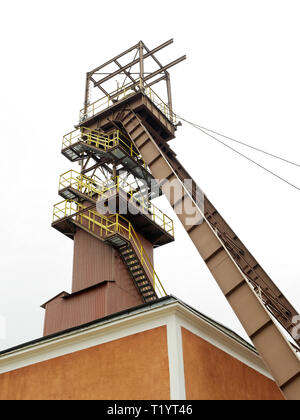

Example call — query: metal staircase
[119,244,157,303]
[52,199,166,303]
[118,110,150,151]
[57,169,174,241]
[55,104,174,306]
[61,126,160,197]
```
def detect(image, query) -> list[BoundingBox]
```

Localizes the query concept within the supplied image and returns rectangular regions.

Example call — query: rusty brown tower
[43,40,184,336]
[44,40,300,400]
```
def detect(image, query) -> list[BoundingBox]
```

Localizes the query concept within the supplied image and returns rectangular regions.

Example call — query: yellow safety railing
[79,80,176,124]
[62,127,147,169]
[58,170,174,237]
[144,87,176,124]
[79,80,137,122]
[52,199,167,298]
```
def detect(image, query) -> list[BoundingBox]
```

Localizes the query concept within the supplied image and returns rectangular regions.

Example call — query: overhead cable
[176,114,300,192]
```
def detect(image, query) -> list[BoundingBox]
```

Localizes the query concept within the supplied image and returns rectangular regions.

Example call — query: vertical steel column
[139,41,144,91]
[166,72,173,113]
[84,72,90,114]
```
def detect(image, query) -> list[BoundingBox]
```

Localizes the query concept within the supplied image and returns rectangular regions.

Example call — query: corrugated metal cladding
[72,224,154,292]
[72,227,144,307]
[138,234,154,266]
[109,252,143,314]
[44,223,154,336]
[72,229,113,293]
[43,227,146,336]
[43,285,107,336]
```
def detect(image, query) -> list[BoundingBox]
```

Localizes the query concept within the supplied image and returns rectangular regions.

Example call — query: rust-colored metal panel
[188,222,222,261]
[43,292,69,336]
[181,328,284,400]
[206,249,245,296]
[43,275,144,337]
[72,228,113,293]
[252,323,300,387]
[144,154,173,180]
[227,283,273,338]
[139,234,154,267]
[43,283,108,336]
[139,140,161,164]
[108,249,145,313]
[282,375,300,400]
[106,281,143,316]
[78,93,175,141]
[44,225,151,336]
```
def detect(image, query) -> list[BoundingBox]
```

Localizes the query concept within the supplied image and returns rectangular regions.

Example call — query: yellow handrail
[58,170,174,237]
[52,199,167,298]
[62,127,147,169]
[79,81,176,124]
[144,86,177,124]
[79,80,137,121]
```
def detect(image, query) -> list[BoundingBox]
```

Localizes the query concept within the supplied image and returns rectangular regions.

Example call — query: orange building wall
[0,327,170,401]
[181,328,284,400]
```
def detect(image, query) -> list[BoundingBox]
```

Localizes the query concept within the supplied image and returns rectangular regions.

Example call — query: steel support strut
[120,110,300,400]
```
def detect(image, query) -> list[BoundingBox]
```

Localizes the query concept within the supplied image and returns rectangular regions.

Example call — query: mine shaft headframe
[83,39,186,114]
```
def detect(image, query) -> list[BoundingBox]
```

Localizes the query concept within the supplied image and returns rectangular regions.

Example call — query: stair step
[124,255,136,262]
[122,252,133,258]
[123,251,135,257]
[126,258,138,264]
[129,124,143,137]
[140,287,152,293]
[143,291,156,297]
[125,259,138,265]
[120,249,133,256]
[135,133,149,148]
[135,275,147,281]
[135,276,148,282]
[137,282,148,288]
[127,262,139,269]
[130,269,142,275]
[127,258,138,264]
[131,268,143,274]
[135,275,147,280]
[131,269,146,281]
[139,283,151,289]
[130,264,142,270]
[136,283,148,288]
[145,297,157,303]
[122,114,136,126]
[121,111,132,119]
[142,289,155,294]
[145,294,157,299]
[124,120,139,133]
[125,257,136,263]
[120,245,131,251]
[121,111,134,120]
[117,239,158,301]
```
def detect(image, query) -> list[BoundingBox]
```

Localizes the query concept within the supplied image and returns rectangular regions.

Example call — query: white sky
[0,0,299,349]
